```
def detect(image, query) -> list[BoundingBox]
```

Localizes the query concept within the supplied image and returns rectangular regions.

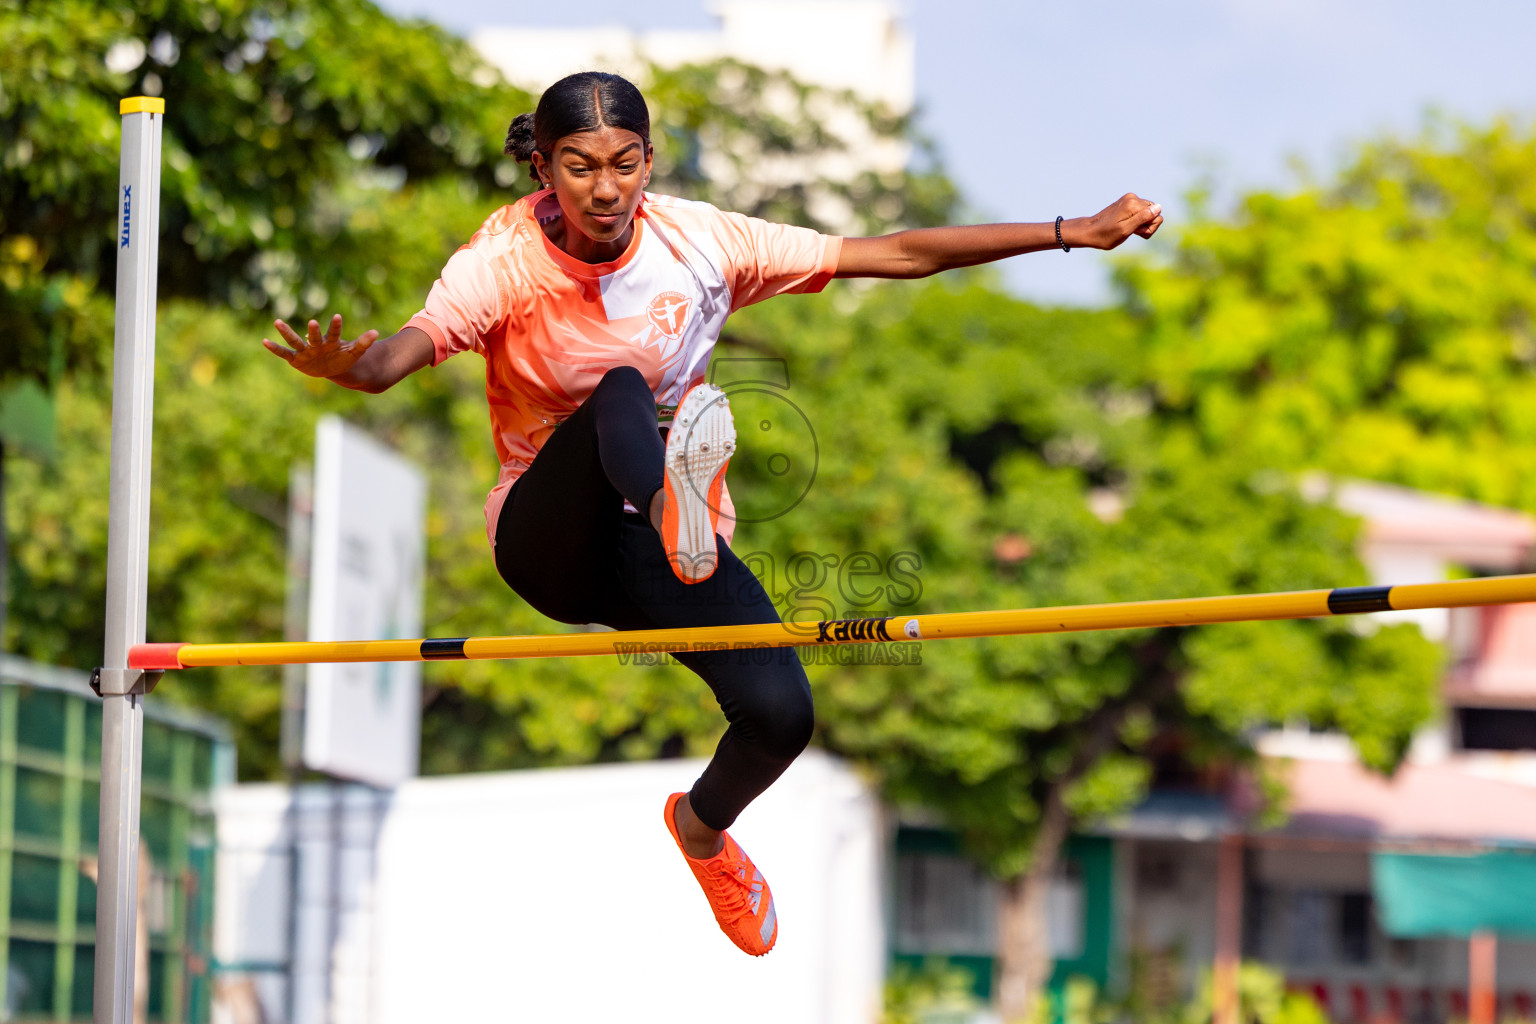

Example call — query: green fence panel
[3,663,232,1024]
[7,938,56,1016]
[15,689,67,758]
[71,944,94,1019]
[13,768,64,843]
[9,854,60,924]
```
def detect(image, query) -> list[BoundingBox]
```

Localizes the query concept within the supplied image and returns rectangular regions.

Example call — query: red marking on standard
[128,643,189,670]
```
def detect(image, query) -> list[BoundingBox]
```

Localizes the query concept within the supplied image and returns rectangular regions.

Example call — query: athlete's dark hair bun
[503,72,651,185]
[504,112,537,161]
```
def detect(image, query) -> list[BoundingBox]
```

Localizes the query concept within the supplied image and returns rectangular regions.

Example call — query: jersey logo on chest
[646,291,692,340]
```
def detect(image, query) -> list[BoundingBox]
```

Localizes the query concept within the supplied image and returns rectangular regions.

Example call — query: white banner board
[304,417,425,787]
[212,751,883,1024]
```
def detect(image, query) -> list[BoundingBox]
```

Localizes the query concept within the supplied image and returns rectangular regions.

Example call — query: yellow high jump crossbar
[128,573,1536,670]
[94,93,1533,1024]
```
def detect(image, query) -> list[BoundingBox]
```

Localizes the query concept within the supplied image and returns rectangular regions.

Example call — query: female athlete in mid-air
[263,72,1161,956]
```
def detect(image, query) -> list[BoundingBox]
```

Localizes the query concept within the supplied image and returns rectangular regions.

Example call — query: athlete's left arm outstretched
[834,193,1162,279]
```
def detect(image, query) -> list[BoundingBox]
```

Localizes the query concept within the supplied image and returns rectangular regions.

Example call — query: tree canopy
[3,0,1470,840]
[1121,117,1536,513]
[9,3,1513,1013]
[717,277,1441,871]
[0,0,953,776]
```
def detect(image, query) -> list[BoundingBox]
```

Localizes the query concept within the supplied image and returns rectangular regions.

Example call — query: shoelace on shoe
[704,860,761,922]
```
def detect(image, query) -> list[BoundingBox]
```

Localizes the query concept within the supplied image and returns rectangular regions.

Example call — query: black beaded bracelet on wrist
[1055,216,1070,252]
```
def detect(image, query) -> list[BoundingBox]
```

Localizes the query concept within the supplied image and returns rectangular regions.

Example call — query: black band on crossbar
[421,638,469,660]
[1327,586,1394,615]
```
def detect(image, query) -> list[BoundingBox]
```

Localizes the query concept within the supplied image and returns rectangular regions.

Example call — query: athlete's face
[531,125,652,263]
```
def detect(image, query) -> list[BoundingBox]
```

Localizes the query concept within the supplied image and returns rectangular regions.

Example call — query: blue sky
[375,0,1536,305]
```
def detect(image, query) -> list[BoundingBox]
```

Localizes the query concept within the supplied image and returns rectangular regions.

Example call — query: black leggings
[494,365,814,831]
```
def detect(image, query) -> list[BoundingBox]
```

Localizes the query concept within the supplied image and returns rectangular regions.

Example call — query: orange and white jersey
[405,190,843,545]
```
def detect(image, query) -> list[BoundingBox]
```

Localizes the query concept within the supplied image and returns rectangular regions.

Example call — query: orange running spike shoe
[663,792,778,956]
[662,383,735,583]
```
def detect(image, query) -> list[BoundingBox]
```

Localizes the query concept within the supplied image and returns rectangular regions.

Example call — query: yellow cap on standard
[120,96,166,115]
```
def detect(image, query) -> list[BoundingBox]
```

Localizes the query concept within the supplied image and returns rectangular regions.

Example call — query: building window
[1248,884,1378,969]
[1456,707,1536,752]
[1338,893,1373,965]
[1048,860,1085,961]
[895,849,998,957]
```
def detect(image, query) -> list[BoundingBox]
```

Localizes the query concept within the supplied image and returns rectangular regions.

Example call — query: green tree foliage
[1121,117,1536,512]
[3,0,537,774]
[0,0,953,776]
[1,0,529,321]
[3,1,1458,1007]
[719,280,1439,862]
[5,0,1451,878]
[717,274,1438,1017]
[1037,963,1329,1024]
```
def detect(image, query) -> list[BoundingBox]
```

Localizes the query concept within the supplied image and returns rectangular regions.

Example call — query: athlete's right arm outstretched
[262,314,434,393]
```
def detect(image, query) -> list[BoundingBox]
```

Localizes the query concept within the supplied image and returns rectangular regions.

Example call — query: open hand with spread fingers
[262,313,379,379]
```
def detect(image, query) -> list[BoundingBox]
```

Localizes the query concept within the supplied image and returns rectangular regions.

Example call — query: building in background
[203,477,1536,1024]
[1,657,234,1024]
[1234,482,1536,1024]
[211,750,883,1024]
[471,0,914,233]
[13,478,1529,1024]
[891,483,1536,1023]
